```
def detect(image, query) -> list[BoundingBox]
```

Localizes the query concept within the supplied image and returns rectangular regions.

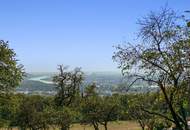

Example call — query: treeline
[0,86,120,130]
[0,85,178,130]
[0,7,190,130]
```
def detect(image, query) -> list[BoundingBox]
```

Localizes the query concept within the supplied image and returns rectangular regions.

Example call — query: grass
[71,121,140,130]
[0,121,140,130]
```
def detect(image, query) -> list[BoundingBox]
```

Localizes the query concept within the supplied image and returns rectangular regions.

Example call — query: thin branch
[141,108,175,123]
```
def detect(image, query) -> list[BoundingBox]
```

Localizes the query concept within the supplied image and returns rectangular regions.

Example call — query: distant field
[71,121,140,130]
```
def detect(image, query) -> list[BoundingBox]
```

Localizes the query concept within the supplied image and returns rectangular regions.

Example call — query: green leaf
[187,21,190,27]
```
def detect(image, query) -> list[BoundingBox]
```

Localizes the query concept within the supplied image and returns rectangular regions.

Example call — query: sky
[0,0,189,72]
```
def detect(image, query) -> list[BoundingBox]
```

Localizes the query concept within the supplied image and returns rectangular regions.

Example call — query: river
[29,76,54,84]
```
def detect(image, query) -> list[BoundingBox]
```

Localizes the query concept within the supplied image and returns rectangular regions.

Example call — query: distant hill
[17,72,157,95]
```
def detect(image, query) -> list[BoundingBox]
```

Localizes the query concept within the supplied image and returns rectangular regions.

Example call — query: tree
[80,84,101,130]
[81,85,121,130]
[53,65,84,107]
[84,83,98,97]
[98,96,121,130]
[52,65,83,130]
[113,8,190,130]
[45,106,75,130]
[81,95,101,130]
[0,95,11,128]
[0,40,24,128]
[0,94,24,129]
[16,95,48,130]
[0,40,24,93]
[184,10,190,27]
[124,93,172,130]
[124,94,149,130]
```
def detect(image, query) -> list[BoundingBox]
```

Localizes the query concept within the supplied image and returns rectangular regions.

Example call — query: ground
[71,121,140,130]
[1,121,140,130]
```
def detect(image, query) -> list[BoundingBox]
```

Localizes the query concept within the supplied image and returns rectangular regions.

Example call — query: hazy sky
[0,0,189,72]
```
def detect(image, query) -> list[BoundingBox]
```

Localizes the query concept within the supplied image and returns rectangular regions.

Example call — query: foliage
[123,93,172,130]
[0,40,24,128]
[98,95,121,130]
[113,8,190,130]
[16,95,48,130]
[53,65,84,107]
[0,40,24,93]
[1,7,190,130]
[45,106,76,130]
[81,85,121,130]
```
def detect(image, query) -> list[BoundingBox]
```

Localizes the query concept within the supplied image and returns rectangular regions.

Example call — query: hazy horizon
[1,0,189,72]
[26,70,122,75]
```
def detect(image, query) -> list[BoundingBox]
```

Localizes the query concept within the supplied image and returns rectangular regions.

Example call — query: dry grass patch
[71,121,140,130]
[0,121,140,130]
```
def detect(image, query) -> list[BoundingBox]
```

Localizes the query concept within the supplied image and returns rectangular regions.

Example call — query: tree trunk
[160,83,184,130]
[52,126,56,130]
[141,126,145,130]
[94,127,99,130]
[185,123,189,130]
[138,121,145,130]
[93,122,99,130]
[104,122,108,130]
[61,126,69,130]
[7,127,12,130]
[93,125,99,130]
[147,125,153,130]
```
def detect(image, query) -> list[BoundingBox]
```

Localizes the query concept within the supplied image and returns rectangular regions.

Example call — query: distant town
[16,72,156,95]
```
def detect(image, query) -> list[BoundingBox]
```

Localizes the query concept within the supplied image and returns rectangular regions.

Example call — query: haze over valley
[17,71,155,95]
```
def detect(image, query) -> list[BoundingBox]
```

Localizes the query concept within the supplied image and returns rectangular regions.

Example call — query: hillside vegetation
[0,7,190,130]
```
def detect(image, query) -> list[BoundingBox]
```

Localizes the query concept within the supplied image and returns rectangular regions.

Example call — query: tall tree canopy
[113,8,190,130]
[0,40,24,93]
